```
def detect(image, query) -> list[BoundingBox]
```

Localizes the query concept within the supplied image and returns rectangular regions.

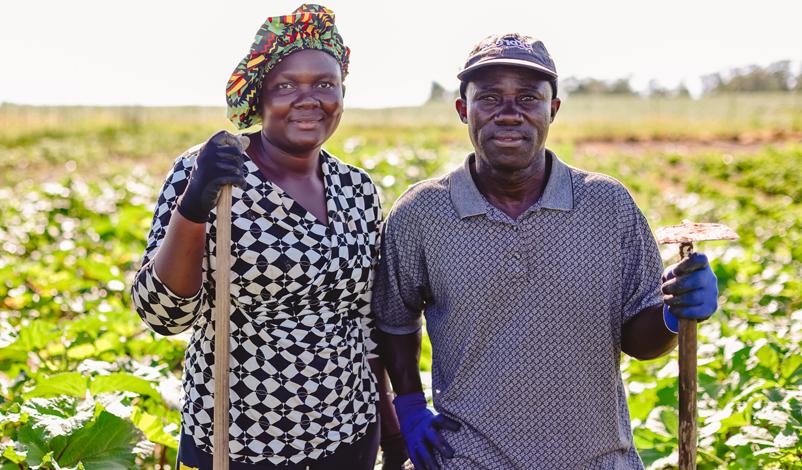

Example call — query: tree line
[427,59,802,101]
[700,60,800,94]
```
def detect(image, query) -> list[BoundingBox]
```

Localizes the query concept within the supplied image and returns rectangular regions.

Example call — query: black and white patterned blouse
[131,143,381,465]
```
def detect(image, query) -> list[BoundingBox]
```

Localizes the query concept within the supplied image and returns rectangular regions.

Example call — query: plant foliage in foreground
[0,127,800,468]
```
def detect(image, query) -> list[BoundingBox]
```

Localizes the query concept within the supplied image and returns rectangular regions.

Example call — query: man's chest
[423,214,619,292]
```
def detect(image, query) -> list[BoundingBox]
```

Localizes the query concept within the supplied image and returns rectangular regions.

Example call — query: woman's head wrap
[225,4,350,129]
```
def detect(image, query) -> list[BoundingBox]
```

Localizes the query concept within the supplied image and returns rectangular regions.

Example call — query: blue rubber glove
[661,252,719,333]
[393,392,460,470]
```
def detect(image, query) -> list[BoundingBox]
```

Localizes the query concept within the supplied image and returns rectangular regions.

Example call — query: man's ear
[550,98,561,123]
[455,98,468,124]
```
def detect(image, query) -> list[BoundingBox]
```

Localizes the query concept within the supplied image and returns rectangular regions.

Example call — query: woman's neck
[254,131,321,179]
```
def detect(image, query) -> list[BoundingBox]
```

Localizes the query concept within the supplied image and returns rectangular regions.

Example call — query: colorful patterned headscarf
[226,4,350,129]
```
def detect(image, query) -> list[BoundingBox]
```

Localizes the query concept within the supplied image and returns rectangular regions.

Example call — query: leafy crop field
[1,95,800,469]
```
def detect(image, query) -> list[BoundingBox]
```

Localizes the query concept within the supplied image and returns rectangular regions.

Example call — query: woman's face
[259,49,344,154]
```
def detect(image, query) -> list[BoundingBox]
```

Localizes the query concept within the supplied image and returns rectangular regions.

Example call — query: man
[371,33,719,469]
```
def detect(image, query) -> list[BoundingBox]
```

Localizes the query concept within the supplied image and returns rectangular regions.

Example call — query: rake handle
[213,185,232,470]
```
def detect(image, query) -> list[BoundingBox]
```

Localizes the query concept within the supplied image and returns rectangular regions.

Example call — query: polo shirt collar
[449,149,574,219]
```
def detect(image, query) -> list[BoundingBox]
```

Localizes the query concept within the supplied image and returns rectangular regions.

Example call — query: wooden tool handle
[679,242,696,470]
[213,185,232,470]
[678,317,697,469]
[677,241,697,470]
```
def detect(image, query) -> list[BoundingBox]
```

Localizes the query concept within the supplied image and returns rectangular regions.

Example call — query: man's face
[455,66,560,172]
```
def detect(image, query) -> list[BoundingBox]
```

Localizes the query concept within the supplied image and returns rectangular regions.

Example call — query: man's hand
[393,392,460,470]
[661,252,718,333]
[177,130,248,223]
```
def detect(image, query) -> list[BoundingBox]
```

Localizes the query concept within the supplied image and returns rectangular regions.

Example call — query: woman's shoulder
[174,143,204,166]
[151,143,204,190]
[159,143,205,181]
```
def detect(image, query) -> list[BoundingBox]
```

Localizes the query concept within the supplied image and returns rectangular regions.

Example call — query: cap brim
[457,58,557,81]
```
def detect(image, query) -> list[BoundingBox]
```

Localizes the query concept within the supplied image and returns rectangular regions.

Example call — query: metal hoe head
[656,220,739,246]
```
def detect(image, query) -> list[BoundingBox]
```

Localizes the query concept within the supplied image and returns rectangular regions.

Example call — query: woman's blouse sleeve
[131,150,206,336]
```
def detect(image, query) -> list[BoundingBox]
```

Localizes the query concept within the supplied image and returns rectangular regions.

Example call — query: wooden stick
[657,224,737,469]
[678,318,697,469]
[678,242,696,470]
[213,185,232,470]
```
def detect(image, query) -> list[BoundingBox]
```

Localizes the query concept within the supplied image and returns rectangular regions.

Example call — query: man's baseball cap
[457,33,557,81]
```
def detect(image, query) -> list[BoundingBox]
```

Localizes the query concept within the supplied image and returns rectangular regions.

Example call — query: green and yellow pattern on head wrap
[226,4,350,129]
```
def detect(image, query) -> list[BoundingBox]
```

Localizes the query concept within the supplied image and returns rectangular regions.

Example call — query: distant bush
[560,76,637,96]
[702,60,798,94]
[427,81,458,103]
[645,80,691,98]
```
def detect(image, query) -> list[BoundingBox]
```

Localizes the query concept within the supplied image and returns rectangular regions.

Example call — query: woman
[131,5,406,469]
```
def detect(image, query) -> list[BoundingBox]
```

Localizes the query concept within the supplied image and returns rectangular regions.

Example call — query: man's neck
[470,151,551,220]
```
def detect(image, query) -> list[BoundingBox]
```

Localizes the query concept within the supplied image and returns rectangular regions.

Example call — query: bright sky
[2,0,799,108]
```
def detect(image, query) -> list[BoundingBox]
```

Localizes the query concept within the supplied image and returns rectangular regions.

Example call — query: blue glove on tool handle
[177,130,248,223]
[393,392,460,470]
[661,252,719,333]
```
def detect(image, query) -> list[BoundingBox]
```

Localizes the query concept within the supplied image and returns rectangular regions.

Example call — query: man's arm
[371,196,428,395]
[378,330,425,395]
[372,195,459,470]
[622,304,677,360]
[367,357,409,469]
[378,329,459,470]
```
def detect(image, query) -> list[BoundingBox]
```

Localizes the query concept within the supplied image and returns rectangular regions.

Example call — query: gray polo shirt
[372,151,663,469]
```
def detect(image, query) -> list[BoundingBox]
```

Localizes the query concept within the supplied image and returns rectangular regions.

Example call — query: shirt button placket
[511,223,526,279]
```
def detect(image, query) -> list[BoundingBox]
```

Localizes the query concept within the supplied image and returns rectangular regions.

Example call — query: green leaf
[18,396,92,461]
[90,373,160,400]
[130,407,178,448]
[0,320,61,363]
[0,344,27,364]
[0,410,26,427]
[39,450,56,466]
[76,256,116,283]
[780,354,802,382]
[66,343,96,360]
[20,396,82,423]
[116,206,150,236]
[1,442,27,464]
[637,447,673,467]
[656,381,679,408]
[765,387,785,403]
[754,343,780,373]
[755,406,790,427]
[659,409,679,436]
[18,423,58,467]
[773,430,799,449]
[55,410,141,470]
[24,372,88,399]
[17,320,60,351]
[61,464,87,470]
[698,420,722,438]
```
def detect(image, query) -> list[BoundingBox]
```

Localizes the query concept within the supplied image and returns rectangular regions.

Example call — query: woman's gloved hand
[661,252,719,333]
[177,130,249,223]
[393,392,460,470]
